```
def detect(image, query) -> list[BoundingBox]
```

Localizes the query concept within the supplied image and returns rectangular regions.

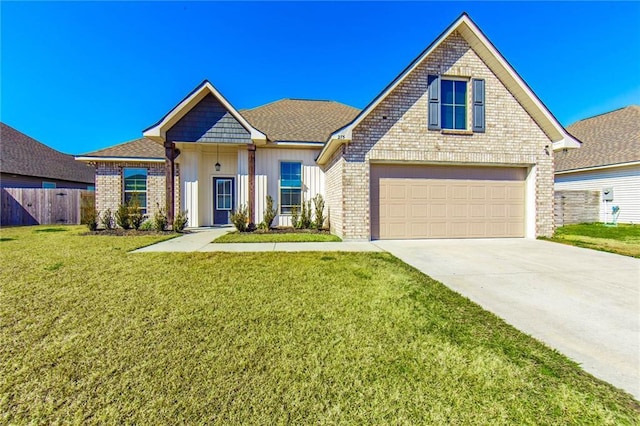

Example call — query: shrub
[115,203,130,229]
[173,210,188,233]
[86,210,98,231]
[100,208,114,230]
[263,195,277,229]
[128,197,144,230]
[313,194,325,230]
[231,205,248,232]
[139,219,154,231]
[153,205,168,232]
[300,199,312,229]
[291,205,299,229]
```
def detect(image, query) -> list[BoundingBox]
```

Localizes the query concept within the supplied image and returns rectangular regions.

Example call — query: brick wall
[323,147,344,238]
[327,31,554,240]
[95,161,179,222]
[554,190,600,227]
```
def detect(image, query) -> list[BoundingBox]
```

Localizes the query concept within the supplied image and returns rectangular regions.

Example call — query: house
[1,122,94,189]
[77,13,579,240]
[555,106,640,224]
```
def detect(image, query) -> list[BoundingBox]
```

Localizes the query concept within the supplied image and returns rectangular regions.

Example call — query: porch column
[248,143,256,224]
[164,140,180,225]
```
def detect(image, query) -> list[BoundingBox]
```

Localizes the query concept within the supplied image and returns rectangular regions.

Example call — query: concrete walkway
[374,238,640,400]
[133,228,383,253]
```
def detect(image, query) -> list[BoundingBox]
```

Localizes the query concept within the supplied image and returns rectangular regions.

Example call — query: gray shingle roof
[555,106,640,172]
[1,122,94,183]
[241,99,360,143]
[81,137,165,159]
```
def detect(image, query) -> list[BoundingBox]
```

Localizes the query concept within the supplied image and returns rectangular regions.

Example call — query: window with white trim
[280,162,302,214]
[441,79,467,130]
[123,168,147,213]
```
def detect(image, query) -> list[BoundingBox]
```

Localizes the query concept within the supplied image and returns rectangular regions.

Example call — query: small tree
[231,204,249,232]
[100,208,114,230]
[300,199,312,229]
[262,195,277,230]
[128,196,144,230]
[290,205,299,229]
[115,203,130,229]
[153,204,168,231]
[313,194,325,230]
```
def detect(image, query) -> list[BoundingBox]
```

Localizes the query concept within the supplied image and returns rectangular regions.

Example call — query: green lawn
[214,231,342,243]
[548,223,640,258]
[1,226,638,424]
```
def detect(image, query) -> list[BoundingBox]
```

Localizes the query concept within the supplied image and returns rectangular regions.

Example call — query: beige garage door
[371,165,526,239]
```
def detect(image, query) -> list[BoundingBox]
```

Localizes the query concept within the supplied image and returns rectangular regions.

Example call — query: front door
[213,177,234,225]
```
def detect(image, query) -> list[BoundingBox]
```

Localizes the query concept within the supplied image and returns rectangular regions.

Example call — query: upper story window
[123,168,147,213]
[428,75,485,133]
[42,182,56,189]
[280,162,302,214]
[441,80,467,130]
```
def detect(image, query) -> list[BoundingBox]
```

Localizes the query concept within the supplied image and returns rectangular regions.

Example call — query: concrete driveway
[374,238,640,400]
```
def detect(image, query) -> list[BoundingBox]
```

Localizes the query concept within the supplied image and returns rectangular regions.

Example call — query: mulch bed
[84,229,187,236]
[251,227,331,235]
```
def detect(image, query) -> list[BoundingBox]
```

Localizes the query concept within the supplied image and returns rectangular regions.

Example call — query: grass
[1,225,639,424]
[214,231,342,243]
[547,223,640,258]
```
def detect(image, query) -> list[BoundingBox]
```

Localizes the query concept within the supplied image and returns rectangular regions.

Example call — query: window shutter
[472,78,485,133]
[427,75,441,130]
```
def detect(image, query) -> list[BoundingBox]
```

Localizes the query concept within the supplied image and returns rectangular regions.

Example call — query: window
[123,168,147,213]
[216,179,232,210]
[280,162,302,214]
[441,80,467,130]
[42,182,56,189]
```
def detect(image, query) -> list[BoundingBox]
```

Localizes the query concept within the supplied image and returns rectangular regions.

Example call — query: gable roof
[241,99,360,143]
[0,122,94,183]
[555,106,640,173]
[76,137,165,162]
[143,80,267,144]
[317,12,581,165]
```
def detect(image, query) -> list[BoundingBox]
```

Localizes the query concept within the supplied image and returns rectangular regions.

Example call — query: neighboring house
[77,13,579,240]
[555,106,640,224]
[1,122,94,189]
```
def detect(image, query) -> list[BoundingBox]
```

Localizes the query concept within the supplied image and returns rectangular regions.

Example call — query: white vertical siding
[555,164,640,224]
[255,147,324,226]
[177,148,200,227]
[237,147,249,210]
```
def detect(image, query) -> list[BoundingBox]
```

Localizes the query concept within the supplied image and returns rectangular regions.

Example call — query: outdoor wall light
[215,144,221,171]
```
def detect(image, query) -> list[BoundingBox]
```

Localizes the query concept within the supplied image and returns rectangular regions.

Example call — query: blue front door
[213,177,234,225]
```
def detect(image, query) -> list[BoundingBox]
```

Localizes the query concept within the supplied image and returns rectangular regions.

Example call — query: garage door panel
[372,165,526,239]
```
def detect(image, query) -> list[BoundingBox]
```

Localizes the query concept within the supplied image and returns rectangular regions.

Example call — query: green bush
[291,205,299,229]
[263,195,277,229]
[313,194,325,230]
[231,205,249,232]
[153,205,168,232]
[300,199,312,229]
[115,203,130,229]
[86,210,98,231]
[139,219,154,231]
[127,197,144,230]
[173,211,188,233]
[100,208,114,230]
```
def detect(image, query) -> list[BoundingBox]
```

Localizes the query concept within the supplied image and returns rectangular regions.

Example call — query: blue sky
[2,2,639,155]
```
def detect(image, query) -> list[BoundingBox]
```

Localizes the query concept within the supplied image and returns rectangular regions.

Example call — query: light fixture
[215,144,221,171]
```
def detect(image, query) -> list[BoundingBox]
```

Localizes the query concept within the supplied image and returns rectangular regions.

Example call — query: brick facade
[327,31,555,240]
[95,161,180,223]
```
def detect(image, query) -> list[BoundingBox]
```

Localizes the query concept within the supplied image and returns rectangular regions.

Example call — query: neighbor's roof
[78,137,165,161]
[555,105,640,173]
[0,122,94,183]
[241,99,360,143]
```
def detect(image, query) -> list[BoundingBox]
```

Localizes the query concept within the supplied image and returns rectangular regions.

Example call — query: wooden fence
[554,190,600,227]
[1,188,95,226]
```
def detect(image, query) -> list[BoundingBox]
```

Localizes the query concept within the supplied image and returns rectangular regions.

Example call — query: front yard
[547,223,640,258]
[1,226,638,423]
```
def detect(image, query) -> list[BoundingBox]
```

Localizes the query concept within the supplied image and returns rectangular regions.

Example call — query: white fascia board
[75,156,165,163]
[270,141,325,148]
[142,81,267,143]
[552,136,582,151]
[555,161,640,175]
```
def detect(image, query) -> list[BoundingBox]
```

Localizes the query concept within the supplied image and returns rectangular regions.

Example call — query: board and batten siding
[554,164,640,224]
[252,148,324,227]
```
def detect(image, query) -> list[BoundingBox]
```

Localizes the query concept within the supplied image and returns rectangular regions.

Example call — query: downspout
[248,143,256,224]
[164,140,180,226]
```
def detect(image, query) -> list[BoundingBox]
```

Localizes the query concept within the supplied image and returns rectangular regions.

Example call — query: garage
[371,164,527,239]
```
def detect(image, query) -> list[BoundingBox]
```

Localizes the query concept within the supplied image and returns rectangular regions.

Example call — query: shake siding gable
[166,94,251,144]
[332,31,554,240]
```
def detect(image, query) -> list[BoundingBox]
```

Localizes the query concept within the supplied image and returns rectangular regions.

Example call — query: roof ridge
[569,105,640,126]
